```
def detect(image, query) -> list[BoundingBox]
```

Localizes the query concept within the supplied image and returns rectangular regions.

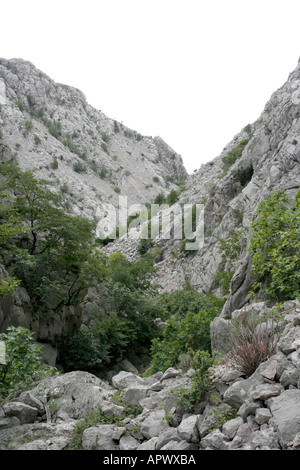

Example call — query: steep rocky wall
[0,58,187,222]
[103,58,300,318]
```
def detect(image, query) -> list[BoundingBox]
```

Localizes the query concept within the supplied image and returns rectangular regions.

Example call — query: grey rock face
[0,58,187,223]
[269,389,300,449]
[3,402,38,425]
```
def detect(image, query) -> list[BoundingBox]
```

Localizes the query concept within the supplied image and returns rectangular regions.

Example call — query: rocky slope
[1,300,300,451]
[103,57,300,319]
[0,58,187,222]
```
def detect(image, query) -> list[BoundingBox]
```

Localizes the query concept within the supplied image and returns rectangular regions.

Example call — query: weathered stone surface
[254,408,272,425]
[82,424,125,450]
[237,400,260,421]
[222,417,243,440]
[119,434,139,451]
[177,415,200,443]
[161,440,198,451]
[25,371,123,420]
[269,389,300,448]
[250,427,280,450]
[140,410,170,439]
[121,386,150,405]
[155,428,181,450]
[200,429,229,450]
[137,437,158,450]
[161,367,180,381]
[250,383,284,401]
[112,371,146,390]
[3,402,38,425]
[0,417,20,430]
[17,392,45,415]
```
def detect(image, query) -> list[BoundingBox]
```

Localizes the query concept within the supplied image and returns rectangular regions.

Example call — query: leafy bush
[146,305,222,374]
[50,156,58,169]
[73,161,86,173]
[59,329,104,373]
[176,349,214,412]
[101,142,109,154]
[1,162,106,315]
[249,189,300,301]
[137,237,153,255]
[0,326,58,401]
[166,189,179,205]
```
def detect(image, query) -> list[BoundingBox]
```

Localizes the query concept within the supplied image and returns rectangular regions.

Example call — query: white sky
[1,0,300,173]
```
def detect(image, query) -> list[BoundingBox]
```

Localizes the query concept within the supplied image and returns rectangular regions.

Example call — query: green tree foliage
[59,252,162,372]
[249,189,300,301]
[0,162,107,314]
[145,289,225,374]
[0,326,58,400]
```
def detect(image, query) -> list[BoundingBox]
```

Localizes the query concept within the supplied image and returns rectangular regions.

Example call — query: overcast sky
[1,0,300,173]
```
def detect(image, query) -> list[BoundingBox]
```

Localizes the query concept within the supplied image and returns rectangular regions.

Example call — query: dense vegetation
[249,189,300,302]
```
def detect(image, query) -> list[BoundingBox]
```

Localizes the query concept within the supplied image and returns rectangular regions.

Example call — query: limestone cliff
[103,57,300,318]
[0,58,187,221]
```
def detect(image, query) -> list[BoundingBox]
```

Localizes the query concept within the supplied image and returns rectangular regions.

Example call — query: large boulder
[269,389,300,449]
[24,371,124,419]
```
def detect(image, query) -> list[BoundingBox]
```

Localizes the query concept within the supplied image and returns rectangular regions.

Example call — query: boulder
[140,410,170,439]
[82,424,125,450]
[112,371,146,390]
[3,402,38,425]
[269,389,300,449]
[177,415,200,443]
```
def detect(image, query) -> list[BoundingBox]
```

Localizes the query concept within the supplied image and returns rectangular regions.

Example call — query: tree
[0,189,29,297]
[249,189,300,301]
[0,162,107,312]
[0,326,58,400]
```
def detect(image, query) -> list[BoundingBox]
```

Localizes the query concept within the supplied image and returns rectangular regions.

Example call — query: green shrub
[59,329,103,373]
[34,134,42,145]
[147,306,221,374]
[166,189,179,205]
[100,166,107,179]
[176,349,214,412]
[0,326,58,401]
[137,237,153,255]
[25,120,33,132]
[222,138,249,175]
[73,161,86,173]
[16,99,24,111]
[114,120,120,133]
[249,189,300,301]
[50,156,58,169]
[101,132,110,143]
[101,142,109,154]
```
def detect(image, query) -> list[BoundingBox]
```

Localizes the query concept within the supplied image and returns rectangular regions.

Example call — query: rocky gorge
[0,55,300,454]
